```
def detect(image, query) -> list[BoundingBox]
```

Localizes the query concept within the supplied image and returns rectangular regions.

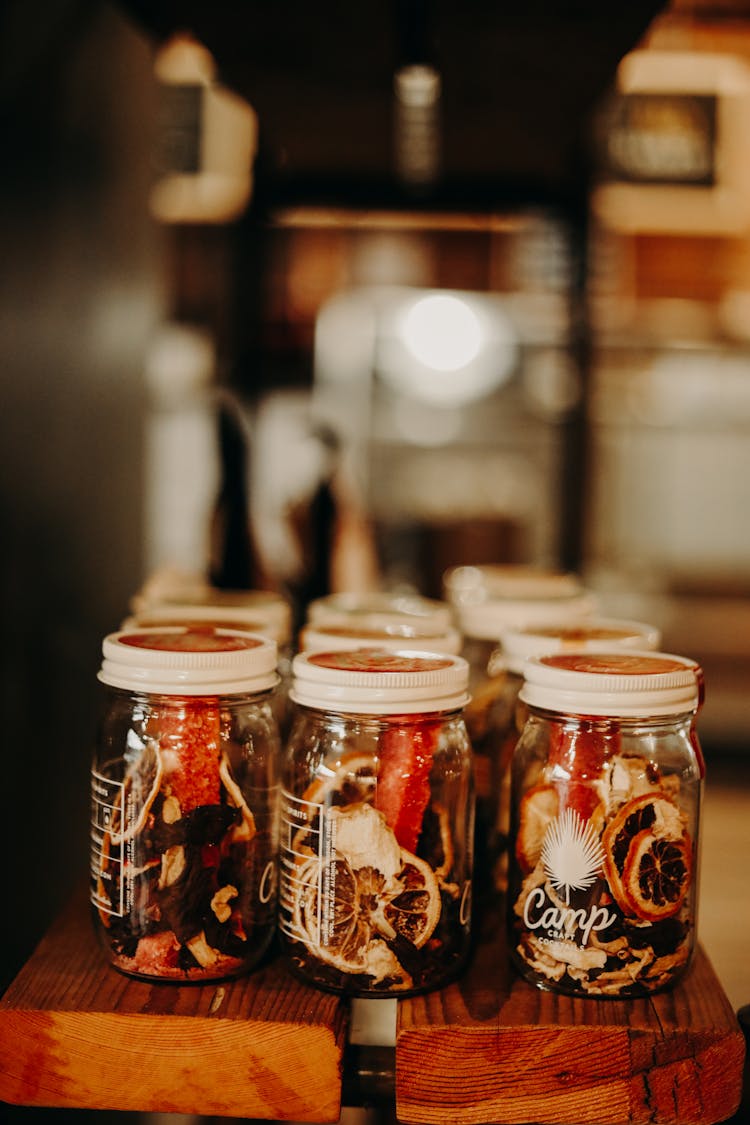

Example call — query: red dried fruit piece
[129,930,181,974]
[547,721,619,821]
[375,721,440,853]
[156,699,222,812]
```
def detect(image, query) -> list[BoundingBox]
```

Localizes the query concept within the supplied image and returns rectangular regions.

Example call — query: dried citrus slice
[292,753,378,857]
[383,851,441,948]
[296,856,377,971]
[515,784,559,873]
[301,752,378,808]
[621,829,692,921]
[602,791,686,915]
[291,847,441,973]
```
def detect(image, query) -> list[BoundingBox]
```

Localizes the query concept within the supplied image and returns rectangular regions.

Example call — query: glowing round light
[402,294,482,372]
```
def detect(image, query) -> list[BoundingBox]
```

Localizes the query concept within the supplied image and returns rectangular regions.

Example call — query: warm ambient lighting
[150,32,257,224]
[376,289,518,407]
[402,294,482,372]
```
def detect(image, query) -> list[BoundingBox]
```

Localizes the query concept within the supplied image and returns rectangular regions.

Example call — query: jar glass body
[279,706,474,996]
[461,637,520,893]
[508,706,703,998]
[91,687,280,982]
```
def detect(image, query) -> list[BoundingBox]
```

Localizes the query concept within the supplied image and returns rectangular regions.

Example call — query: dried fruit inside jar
[510,728,698,997]
[280,713,472,996]
[92,697,277,982]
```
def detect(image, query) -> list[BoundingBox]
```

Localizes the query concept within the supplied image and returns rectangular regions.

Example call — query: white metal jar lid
[457,589,598,641]
[443,564,585,607]
[289,648,470,714]
[123,601,290,646]
[130,587,292,641]
[298,617,462,656]
[305,591,454,631]
[498,617,662,675]
[519,651,703,718]
[99,627,279,695]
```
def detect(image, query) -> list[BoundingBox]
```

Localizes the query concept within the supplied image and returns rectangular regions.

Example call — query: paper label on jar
[278,789,324,943]
[90,770,127,917]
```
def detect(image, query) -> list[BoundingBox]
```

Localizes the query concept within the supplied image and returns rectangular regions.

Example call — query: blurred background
[2,0,750,1121]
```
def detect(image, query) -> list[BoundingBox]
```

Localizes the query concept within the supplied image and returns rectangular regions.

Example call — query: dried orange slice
[292,753,378,857]
[383,851,441,948]
[515,784,559,874]
[291,847,440,974]
[301,752,377,808]
[602,791,686,915]
[293,856,376,971]
[621,829,691,921]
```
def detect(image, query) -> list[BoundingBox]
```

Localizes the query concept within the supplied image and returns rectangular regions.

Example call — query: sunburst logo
[541,807,605,905]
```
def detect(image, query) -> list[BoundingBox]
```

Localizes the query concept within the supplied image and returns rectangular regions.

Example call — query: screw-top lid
[305,591,453,631]
[99,627,279,695]
[519,651,703,718]
[129,586,292,643]
[498,617,661,674]
[123,600,290,646]
[456,588,598,641]
[298,616,462,656]
[290,648,470,714]
[443,564,586,607]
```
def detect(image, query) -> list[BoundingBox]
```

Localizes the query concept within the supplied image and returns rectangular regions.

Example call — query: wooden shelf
[0,891,347,1122]
[396,906,745,1125]
[1,894,744,1125]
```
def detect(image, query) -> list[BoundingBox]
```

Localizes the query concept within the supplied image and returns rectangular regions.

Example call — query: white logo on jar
[542,807,605,904]
[522,807,616,947]
[259,860,276,904]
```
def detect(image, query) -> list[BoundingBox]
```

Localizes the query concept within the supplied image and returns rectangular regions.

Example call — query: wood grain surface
[0,891,347,1121]
[396,904,745,1125]
[1,893,744,1124]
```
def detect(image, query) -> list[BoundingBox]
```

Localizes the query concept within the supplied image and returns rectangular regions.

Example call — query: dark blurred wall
[0,0,162,1034]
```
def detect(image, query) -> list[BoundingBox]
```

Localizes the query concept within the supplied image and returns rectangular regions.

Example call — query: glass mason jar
[443,564,586,610]
[90,626,280,982]
[508,651,704,998]
[298,613,462,656]
[279,648,474,997]
[452,581,597,896]
[123,586,294,734]
[489,618,661,892]
[305,591,454,632]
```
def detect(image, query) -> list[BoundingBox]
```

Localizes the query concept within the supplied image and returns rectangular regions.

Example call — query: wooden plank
[396,904,745,1125]
[0,891,347,1122]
